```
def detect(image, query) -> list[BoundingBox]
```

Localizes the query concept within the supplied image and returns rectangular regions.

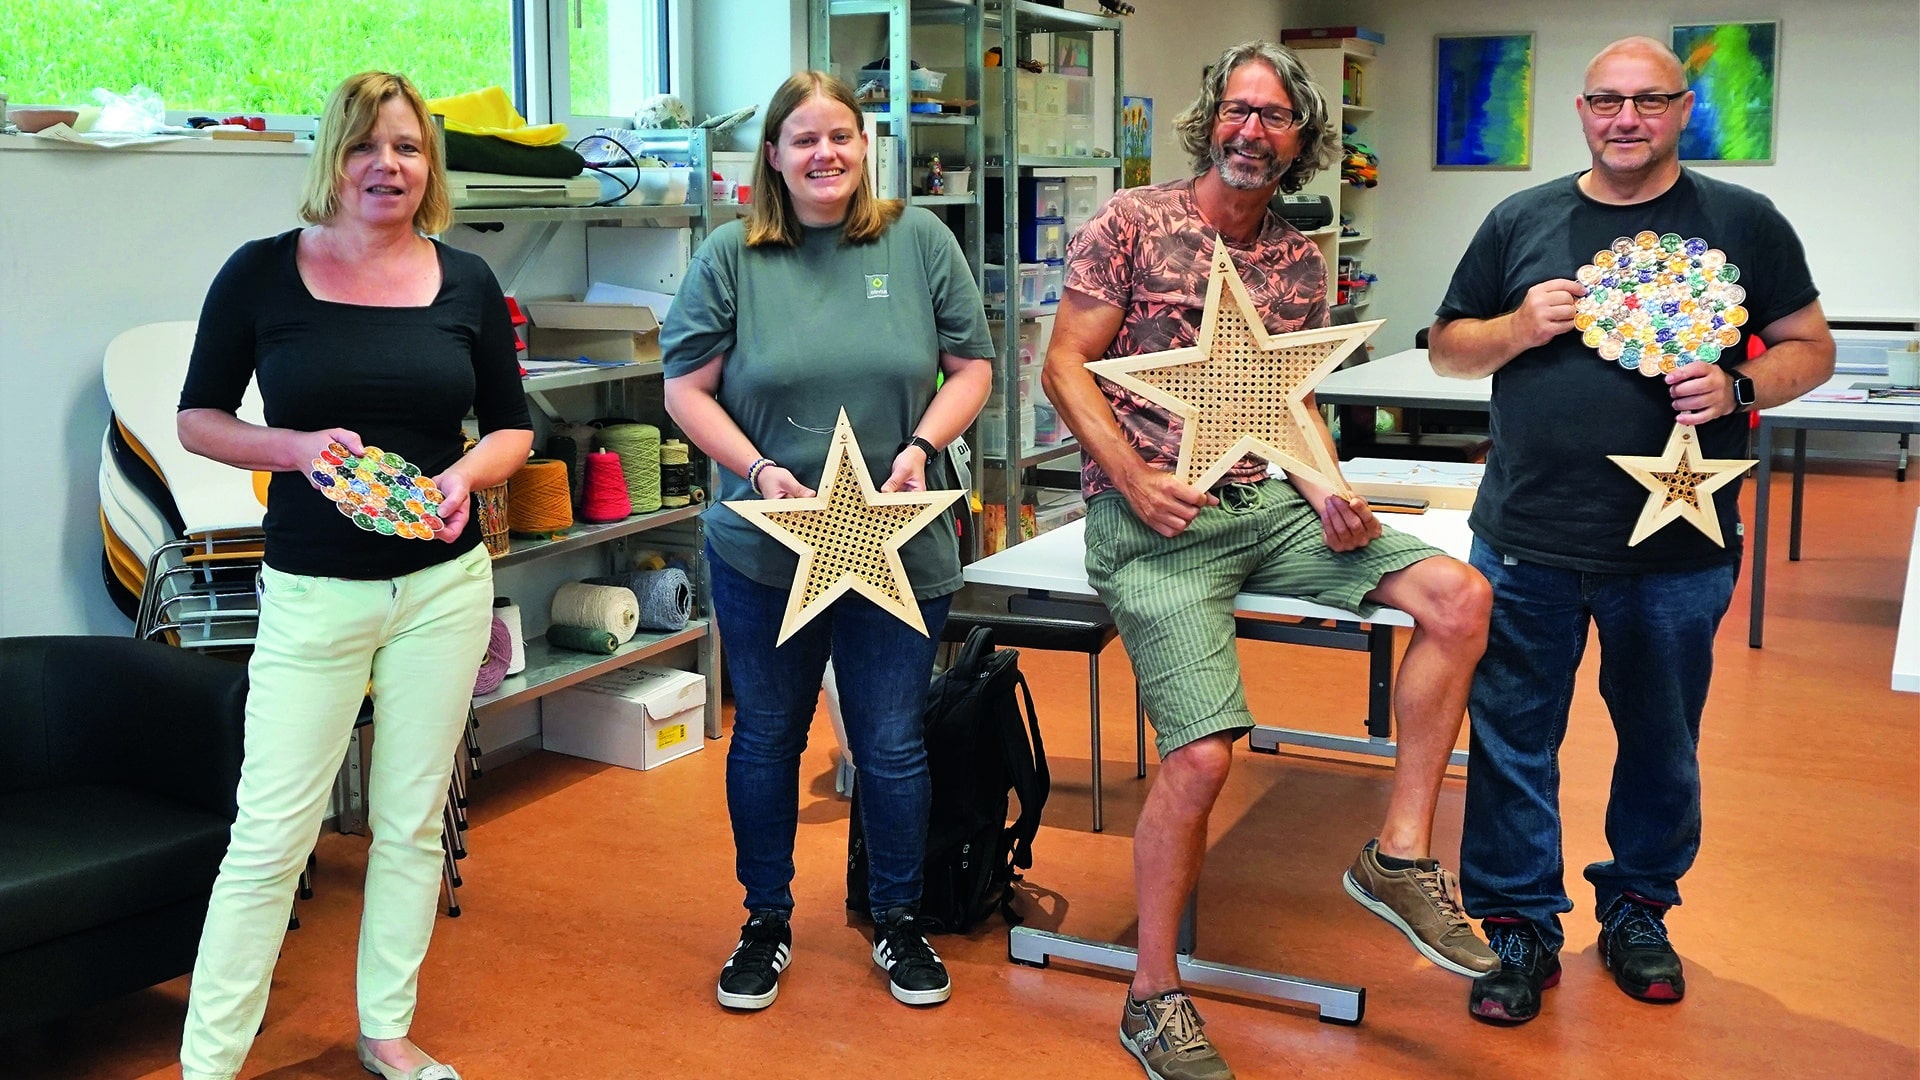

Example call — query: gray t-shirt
[661,207,995,598]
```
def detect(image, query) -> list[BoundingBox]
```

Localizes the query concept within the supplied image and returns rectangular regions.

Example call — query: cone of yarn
[473,616,514,697]
[596,423,662,514]
[550,581,639,644]
[494,596,526,675]
[506,458,574,536]
[547,624,619,654]
[579,450,633,523]
[585,568,692,631]
[658,438,694,509]
[549,421,601,506]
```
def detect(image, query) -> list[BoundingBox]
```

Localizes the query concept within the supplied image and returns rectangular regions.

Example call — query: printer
[1272,193,1333,232]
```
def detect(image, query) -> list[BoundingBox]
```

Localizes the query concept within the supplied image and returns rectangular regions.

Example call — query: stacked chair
[98,321,477,916]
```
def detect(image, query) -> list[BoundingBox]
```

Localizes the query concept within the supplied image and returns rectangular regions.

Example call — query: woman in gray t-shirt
[662,71,993,1014]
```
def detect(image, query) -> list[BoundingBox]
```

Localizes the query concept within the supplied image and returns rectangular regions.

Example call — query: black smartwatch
[899,435,938,460]
[1729,368,1757,412]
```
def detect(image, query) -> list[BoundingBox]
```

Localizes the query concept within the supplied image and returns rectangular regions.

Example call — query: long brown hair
[300,71,451,235]
[746,71,901,248]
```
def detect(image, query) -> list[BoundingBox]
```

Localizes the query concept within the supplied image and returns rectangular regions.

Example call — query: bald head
[1585,36,1685,90]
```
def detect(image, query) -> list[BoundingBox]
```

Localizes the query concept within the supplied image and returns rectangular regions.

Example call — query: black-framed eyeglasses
[1216,99,1302,132]
[1583,91,1688,117]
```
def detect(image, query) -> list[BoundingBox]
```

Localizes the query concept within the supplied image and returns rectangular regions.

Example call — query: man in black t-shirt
[1429,35,1833,1024]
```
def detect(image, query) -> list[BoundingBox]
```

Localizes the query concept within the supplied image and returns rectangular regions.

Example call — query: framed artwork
[1055,32,1093,76]
[1672,21,1778,163]
[1121,95,1152,188]
[1433,33,1535,169]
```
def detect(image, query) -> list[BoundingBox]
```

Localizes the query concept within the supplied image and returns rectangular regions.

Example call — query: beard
[1211,136,1288,190]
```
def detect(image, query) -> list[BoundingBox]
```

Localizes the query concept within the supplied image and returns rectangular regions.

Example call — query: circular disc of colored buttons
[308,442,447,540]
[1572,231,1746,376]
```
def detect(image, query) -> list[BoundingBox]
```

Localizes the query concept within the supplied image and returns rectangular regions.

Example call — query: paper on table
[1801,386,1870,403]
[582,281,674,319]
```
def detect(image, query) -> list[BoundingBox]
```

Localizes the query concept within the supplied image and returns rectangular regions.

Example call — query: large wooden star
[725,409,960,644]
[1086,236,1383,492]
[1608,421,1755,547]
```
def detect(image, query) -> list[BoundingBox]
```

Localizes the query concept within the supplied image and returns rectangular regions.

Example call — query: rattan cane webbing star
[1086,236,1383,492]
[725,409,960,644]
[1607,420,1755,547]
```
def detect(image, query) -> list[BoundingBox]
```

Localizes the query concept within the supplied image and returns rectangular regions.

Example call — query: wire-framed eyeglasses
[1216,99,1302,132]
[1583,92,1688,117]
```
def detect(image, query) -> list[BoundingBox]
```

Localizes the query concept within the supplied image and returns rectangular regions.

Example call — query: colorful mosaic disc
[307,442,446,540]
[1572,231,1746,376]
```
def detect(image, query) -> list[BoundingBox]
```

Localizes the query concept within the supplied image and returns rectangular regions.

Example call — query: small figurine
[928,153,945,196]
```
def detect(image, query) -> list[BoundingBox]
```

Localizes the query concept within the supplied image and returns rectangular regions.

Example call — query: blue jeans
[1460,538,1737,950]
[707,546,951,921]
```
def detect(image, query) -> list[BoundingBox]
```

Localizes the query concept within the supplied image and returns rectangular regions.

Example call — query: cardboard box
[524,297,661,364]
[541,664,706,771]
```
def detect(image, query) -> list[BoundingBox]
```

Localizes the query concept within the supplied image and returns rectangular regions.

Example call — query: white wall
[1121,1,1289,183]
[1287,0,1920,355]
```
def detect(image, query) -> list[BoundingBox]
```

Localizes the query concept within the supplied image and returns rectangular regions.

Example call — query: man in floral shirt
[1042,41,1497,1080]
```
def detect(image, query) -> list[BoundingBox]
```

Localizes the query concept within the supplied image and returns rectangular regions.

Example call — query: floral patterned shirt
[1063,176,1329,499]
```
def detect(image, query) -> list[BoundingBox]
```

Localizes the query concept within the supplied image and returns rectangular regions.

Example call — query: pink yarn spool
[579,449,633,523]
[473,616,513,696]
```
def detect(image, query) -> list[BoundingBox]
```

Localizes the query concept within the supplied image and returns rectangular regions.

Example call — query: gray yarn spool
[585,568,692,631]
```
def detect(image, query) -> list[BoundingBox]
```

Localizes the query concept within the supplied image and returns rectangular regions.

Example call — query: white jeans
[181,544,493,1080]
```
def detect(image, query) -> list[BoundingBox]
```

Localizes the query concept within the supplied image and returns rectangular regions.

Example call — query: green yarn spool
[596,423,662,514]
[547,623,619,654]
[659,438,692,509]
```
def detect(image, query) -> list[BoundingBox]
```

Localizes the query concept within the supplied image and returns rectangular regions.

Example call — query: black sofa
[0,635,248,1034]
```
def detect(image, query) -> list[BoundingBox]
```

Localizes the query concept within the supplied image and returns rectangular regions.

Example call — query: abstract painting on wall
[1121,96,1152,188]
[1672,21,1777,163]
[1434,34,1534,169]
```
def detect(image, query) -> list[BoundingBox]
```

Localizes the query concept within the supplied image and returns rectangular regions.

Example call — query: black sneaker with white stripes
[871,907,951,1006]
[717,909,791,1010]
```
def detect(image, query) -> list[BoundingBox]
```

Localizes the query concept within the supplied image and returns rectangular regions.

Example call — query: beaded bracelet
[746,457,774,494]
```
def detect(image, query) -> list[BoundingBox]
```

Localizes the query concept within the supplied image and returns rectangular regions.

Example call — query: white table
[1313,347,1490,411]
[1895,509,1920,693]
[962,509,1474,1025]
[1749,376,1920,647]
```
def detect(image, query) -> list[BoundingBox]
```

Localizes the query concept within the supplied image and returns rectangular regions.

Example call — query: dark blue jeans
[707,546,950,921]
[1460,538,1737,950]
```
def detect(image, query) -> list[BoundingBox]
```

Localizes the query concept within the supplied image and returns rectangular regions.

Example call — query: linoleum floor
[14,463,1919,1079]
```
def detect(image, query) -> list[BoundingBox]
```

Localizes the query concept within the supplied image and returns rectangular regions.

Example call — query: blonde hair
[299,72,451,235]
[746,71,901,248]
[1172,41,1341,194]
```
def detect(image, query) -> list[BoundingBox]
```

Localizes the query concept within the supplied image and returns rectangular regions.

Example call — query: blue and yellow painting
[1434,34,1533,168]
[1673,22,1777,162]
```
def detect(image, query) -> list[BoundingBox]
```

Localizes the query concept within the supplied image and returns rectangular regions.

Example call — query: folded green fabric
[444,131,586,178]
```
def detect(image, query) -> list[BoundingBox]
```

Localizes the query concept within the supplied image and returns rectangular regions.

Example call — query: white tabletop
[1896,508,1920,693]
[963,509,1476,630]
[1762,373,1920,427]
[1313,349,1492,411]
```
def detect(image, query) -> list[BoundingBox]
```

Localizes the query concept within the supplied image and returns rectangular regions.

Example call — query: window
[0,0,674,130]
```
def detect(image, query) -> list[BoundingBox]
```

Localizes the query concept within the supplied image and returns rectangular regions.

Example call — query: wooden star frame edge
[724,408,960,644]
[1606,420,1755,548]
[1084,238,1384,493]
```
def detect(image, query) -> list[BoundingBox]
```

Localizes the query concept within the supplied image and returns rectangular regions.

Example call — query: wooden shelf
[489,504,704,568]
[451,204,699,226]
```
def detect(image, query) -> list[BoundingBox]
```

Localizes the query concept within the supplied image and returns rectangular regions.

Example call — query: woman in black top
[176,72,531,1080]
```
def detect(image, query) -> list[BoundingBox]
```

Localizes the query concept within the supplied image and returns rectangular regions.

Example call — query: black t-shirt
[179,230,532,579]
[1436,170,1819,573]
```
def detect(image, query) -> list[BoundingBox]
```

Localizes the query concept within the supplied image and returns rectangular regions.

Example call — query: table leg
[1789,429,1807,562]
[1749,421,1774,648]
[1366,623,1393,740]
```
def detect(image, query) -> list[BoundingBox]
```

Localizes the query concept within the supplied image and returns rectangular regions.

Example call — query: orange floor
[16,463,1919,1079]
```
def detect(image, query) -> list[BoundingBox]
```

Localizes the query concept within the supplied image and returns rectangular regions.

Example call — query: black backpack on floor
[847,625,1050,933]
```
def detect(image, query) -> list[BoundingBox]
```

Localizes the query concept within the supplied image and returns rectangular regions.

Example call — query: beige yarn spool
[549,582,639,644]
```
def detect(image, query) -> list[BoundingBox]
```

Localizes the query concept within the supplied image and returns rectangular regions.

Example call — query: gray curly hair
[1173,41,1342,194]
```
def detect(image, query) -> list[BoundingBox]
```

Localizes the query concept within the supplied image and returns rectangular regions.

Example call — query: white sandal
[357,1036,462,1080]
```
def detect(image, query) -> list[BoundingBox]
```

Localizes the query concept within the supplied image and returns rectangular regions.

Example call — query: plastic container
[1023,177,1067,218]
[1015,71,1038,114]
[1036,74,1068,116]
[1066,176,1099,220]
[1031,115,1067,157]
[858,65,947,93]
[983,263,1008,305]
[1017,263,1046,308]
[1020,216,1067,263]
[1063,74,1095,117]
[1041,262,1066,305]
[595,165,690,206]
[944,167,971,196]
[1065,115,1094,156]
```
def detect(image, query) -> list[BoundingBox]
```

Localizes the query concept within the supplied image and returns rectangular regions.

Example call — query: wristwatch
[899,435,939,460]
[1730,367,1757,412]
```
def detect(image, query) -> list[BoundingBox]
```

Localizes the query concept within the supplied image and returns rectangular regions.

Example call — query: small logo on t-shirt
[866,273,889,298]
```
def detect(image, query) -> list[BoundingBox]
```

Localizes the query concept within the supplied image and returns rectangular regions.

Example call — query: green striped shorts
[1085,478,1441,757]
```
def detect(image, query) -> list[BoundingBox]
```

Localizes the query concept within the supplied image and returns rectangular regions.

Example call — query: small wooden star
[726,409,960,644]
[1607,421,1756,547]
[1085,236,1382,492]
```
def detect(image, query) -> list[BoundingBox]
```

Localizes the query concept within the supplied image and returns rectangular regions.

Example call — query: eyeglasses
[1216,99,1302,132]
[1583,92,1688,117]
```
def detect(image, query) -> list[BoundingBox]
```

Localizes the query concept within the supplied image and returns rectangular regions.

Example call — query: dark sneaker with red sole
[1598,894,1685,1002]
[1469,919,1560,1023]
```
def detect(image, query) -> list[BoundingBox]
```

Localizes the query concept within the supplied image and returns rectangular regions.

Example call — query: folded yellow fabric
[426,86,568,147]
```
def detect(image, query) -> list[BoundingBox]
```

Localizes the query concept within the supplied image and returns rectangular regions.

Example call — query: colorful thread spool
[549,581,639,644]
[585,568,693,631]
[659,439,693,509]
[546,624,619,654]
[506,458,573,536]
[473,616,513,696]
[579,450,633,523]
[494,596,526,675]
[596,423,662,514]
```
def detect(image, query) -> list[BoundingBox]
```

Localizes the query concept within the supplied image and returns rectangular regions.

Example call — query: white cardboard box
[541,664,706,771]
